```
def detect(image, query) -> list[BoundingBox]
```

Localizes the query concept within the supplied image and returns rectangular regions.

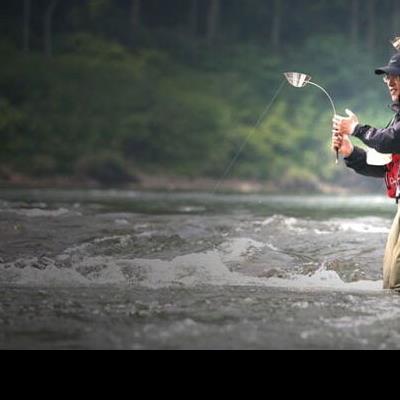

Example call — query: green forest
[0,0,399,191]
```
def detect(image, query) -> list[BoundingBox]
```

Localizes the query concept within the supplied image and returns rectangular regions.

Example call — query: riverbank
[0,168,355,195]
[0,161,362,195]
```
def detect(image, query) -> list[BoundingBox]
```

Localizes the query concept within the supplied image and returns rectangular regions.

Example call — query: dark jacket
[345,102,400,178]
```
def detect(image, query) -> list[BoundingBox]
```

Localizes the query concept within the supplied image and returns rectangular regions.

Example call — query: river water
[1,189,400,349]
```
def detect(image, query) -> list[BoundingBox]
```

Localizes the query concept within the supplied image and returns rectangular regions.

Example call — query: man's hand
[332,109,359,136]
[332,132,354,158]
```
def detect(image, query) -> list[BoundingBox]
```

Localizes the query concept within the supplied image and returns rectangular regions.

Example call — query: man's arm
[352,120,400,154]
[344,146,386,178]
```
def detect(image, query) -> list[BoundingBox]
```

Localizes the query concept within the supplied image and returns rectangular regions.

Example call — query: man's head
[375,53,400,102]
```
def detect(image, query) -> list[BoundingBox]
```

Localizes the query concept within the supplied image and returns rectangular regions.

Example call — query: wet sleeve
[352,120,400,153]
[344,146,386,178]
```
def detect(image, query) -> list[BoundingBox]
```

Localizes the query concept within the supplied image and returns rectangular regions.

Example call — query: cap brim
[375,66,400,75]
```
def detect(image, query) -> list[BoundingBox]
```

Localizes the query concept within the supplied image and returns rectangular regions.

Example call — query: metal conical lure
[284,72,312,88]
[391,36,400,51]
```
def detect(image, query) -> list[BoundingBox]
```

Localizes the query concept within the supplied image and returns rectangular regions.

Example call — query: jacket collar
[390,101,400,113]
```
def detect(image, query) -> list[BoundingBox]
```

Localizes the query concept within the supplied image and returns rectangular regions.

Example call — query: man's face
[384,74,400,102]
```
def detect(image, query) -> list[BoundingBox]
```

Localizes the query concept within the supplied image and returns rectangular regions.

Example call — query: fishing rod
[214,70,349,193]
[283,72,339,164]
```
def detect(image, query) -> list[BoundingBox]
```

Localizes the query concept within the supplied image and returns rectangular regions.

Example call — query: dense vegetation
[0,0,399,190]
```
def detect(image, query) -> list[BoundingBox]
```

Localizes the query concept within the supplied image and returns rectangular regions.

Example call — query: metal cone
[284,72,312,88]
[392,37,400,51]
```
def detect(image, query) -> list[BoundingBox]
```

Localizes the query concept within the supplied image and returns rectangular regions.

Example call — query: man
[332,52,400,290]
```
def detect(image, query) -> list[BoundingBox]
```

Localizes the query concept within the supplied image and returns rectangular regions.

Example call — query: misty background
[0,0,398,192]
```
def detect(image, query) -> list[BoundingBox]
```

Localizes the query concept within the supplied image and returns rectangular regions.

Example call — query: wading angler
[332,50,400,291]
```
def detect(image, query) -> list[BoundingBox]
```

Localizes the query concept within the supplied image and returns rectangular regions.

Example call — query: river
[1,189,400,349]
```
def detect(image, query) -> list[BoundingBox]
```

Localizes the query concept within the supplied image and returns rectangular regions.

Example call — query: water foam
[255,215,391,237]
[0,237,383,292]
[334,220,390,234]
[218,238,266,263]
[0,208,81,217]
[264,267,382,292]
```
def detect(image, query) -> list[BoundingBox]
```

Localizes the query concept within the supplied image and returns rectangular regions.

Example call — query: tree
[367,0,376,51]
[23,0,31,52]
[271,0,283,47]
[393,0,400,39]
[44,0,59,57]
[206,0,220,43]
[131,0,141,33]
[350,0,359,47]
[188,0,198,36]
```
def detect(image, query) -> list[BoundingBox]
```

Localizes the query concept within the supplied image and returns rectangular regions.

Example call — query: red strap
[385,154,400,198]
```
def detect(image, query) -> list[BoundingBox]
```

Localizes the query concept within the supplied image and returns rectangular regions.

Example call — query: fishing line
[213,79,286,194]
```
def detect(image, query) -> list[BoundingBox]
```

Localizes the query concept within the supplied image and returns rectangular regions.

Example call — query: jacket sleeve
[344,146,386,178]
[352,119,400,153]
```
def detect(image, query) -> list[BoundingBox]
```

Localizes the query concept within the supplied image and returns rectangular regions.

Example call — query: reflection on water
[0,189,399,349]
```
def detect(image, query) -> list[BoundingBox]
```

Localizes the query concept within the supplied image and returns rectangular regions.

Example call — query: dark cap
[375,53,400,75]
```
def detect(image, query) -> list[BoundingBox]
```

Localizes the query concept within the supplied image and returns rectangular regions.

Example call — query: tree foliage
[0,0,398,189]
